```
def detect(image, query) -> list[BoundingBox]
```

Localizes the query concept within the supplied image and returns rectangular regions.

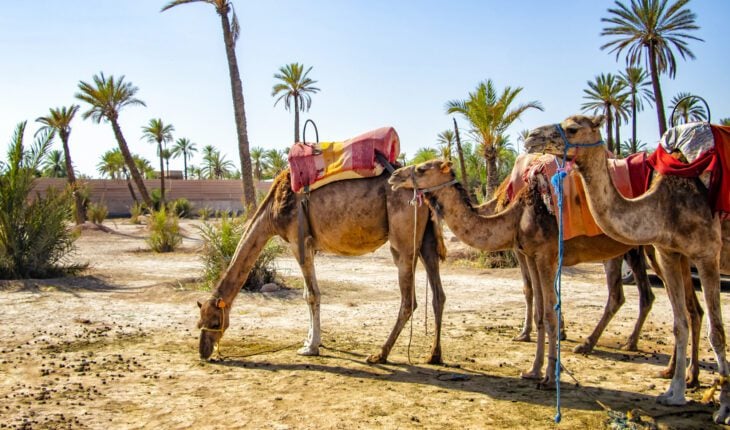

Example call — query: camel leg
[623,247,655,351]
[513,252,533,342]
[367,245,417,364]
[521,256,546,381]
[654,249,689,406]
[660,256,703,387]
[693,258,730,424]
[574,257,625,354]
[419,222,446,365]
[538,255,560,387]
[293,239,321,356]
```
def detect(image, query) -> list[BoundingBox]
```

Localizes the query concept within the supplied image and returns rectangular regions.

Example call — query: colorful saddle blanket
[507,152,650,241]
[648,123,730,218]
[288,127,400,193]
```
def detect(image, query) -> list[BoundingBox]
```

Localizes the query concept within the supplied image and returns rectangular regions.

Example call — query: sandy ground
[0,219,728,429]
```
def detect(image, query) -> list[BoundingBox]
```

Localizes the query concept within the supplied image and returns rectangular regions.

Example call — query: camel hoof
[686,374,700,389]
[427,354,443,365]
[560,331,567,341]
[573,343,594,354]
[656,392,687,406]
[521,370,543,380]
[713,405,730,425]
[297,346,319,356]
[657,368,674,380]
[537,376,556,390]
[366,354,387,364]
[512,332,531,342]
[621,341,639,352]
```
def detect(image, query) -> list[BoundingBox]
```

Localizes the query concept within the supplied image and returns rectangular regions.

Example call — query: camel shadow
[586,347,718,374]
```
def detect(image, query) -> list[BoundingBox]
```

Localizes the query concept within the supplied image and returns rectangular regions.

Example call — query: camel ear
[439,160,453,174]
[197,300,203,309]
[591,115,606,129]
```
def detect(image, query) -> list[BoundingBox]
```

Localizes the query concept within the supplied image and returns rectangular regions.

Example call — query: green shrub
[129,202,145,224]
[198,214,284,291]
[147,207,182,252]
[87,202,108,224]
[0,122,82,278]
[168,197,192,218]
[197,206,212,221]
[150,188,163,211]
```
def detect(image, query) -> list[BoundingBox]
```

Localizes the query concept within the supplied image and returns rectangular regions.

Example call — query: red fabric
[646,124,730,218]
[625,152,651,196]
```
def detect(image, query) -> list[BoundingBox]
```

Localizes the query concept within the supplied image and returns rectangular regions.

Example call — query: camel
[388,159,703,387]
[524,114,730,424]
[197,169,448,365]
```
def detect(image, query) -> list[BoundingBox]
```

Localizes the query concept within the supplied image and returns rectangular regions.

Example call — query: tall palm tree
[581,73,627,153]
[264,149,287,178]
[75,73,152,206]
[171,137,197,180]
[436,130,455,160]
[668,92,707,124]
[202,149,235,179]
[36,105,85,223]
[249,146,267,181]
[618,66,655,152]
[141,118,175,203]
[97,148,138,202]
[162,0,257,209]
[446,79,543,196]
[42,150,66,178]
[601,0,703,135]
[613,92,631,156]
[271,63,320,143]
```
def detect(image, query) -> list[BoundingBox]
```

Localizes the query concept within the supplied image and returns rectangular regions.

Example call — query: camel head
[388,159,455,191]
[197,297,230,360]
[524,115,605,157]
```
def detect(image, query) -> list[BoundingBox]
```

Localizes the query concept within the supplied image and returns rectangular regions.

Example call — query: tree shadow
[0,275,123,297]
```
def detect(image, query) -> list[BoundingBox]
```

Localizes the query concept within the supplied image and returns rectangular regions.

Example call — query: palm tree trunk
[648,43,667,135]
[631,90,637,153]
[452,118,469,191]
[183,154,188,180]
[158,142,166,204]
[218,9,257,211]
[59,132,86,224]
[294,97,300,142]
[110,119,152,206]
[484,144,499,198]
[605,106,615,153]
[614,115,621,157]
[124,170,138,203]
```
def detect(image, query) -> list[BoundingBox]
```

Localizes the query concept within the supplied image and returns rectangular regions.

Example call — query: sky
[1,1,728,178]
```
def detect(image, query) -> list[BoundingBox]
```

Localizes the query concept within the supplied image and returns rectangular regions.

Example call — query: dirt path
[0,220,725,429]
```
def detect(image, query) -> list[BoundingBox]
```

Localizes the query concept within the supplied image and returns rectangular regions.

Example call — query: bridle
[200,297,227,358]
[553,123,605,168]
[408,169,458,207]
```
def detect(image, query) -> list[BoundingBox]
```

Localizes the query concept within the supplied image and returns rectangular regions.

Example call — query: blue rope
[550,124,605,424]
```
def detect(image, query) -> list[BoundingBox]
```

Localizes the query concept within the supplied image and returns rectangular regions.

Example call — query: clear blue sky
[1,1,728,177]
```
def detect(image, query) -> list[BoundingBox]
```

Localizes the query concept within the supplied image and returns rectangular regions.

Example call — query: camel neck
[212,209,275,305]
[574,146,660,244]
[429,183,519,251]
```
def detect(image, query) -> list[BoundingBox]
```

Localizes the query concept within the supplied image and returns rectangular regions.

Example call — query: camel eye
[566,125,580,135]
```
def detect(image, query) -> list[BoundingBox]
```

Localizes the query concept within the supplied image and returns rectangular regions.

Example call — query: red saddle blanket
[288,127,400,193]
[507,152,650,240]
[648,124,730,219]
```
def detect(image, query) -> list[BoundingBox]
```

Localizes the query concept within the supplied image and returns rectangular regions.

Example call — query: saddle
[288,127,400,193]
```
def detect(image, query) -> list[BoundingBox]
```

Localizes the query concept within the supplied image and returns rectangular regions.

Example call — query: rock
[260,283,280,293]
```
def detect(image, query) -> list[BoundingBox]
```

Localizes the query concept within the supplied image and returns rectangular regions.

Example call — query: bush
[197,206,212,221]
[168,198,192,218]
[150,188,163,211]
[0,122,81,278]
[129,202,145,224]
[147,207,182,252]
[87,202,108,224]
[198,214,284,291]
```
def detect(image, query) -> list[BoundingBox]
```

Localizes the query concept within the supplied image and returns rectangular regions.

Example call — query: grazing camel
[388,159,702,386]
[197,169,447,365]
[524,114,730,424]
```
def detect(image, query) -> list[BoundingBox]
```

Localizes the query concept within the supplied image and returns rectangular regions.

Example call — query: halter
[550,123,604,423]
[200,297,227,358]
[409,169,458,207]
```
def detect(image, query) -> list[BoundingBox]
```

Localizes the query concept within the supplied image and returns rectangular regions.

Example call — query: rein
[550,123,604,423]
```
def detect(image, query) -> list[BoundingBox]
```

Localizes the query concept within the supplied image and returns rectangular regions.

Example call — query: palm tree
[517,129,530,153]
[98,148,138,202]
[201,145,217,178]
[202,149,235,179]
[411,147,439,164]
[36,105,86,223]
[42,150,66,178]
[75,73,152,206]
[668,92,707,125]
[619,67,654,152]
[613,92,631,157]
[436,130,455,160]
[271,63,320,143]
[162,0,257,209]
[250,146,268,181]
[171,137,197,180]
[581,73,626,153]
[601,0,703,135]
[721,118,730,126]
[264,149,287,178]
[621,137,648,154]
[141,118,174,203]
[446,79,543,196]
